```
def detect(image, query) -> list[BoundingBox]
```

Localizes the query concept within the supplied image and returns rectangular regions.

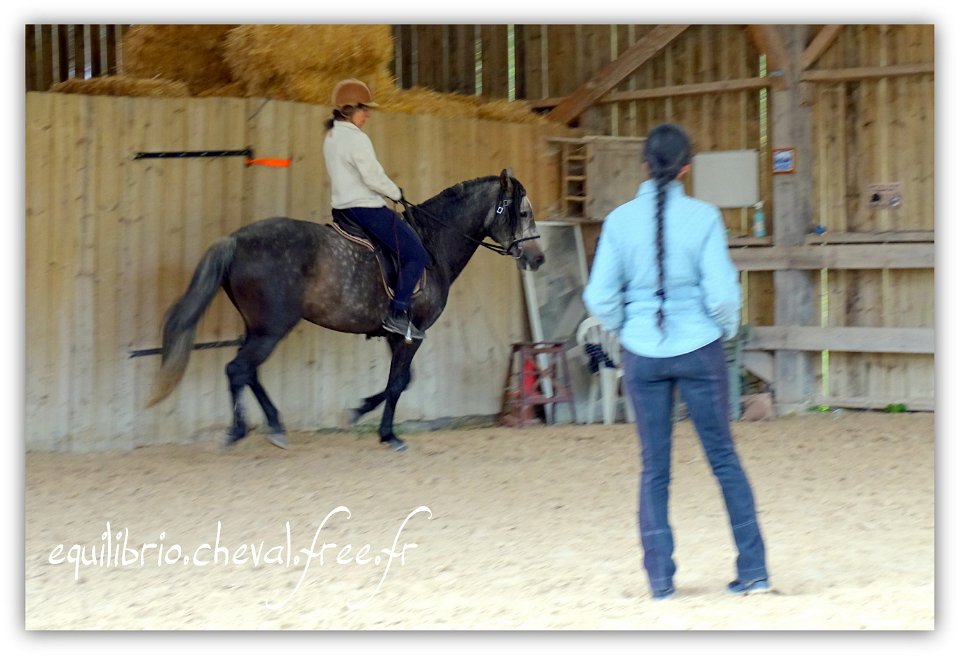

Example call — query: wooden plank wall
[25,24,128,92]
[394,24,774,328]
[530,25,772,329]
[26,24,934,444]
[597,25,774,330]
[394,23,934,410]
[25,92,571,452]
[809,24,934,409]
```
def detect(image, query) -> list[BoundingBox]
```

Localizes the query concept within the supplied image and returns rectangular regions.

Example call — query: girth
[329,209,425,300]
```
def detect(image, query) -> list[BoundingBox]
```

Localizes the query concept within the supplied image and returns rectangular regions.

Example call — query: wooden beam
[746,326,935,354]
[547,135,645,144]
[730,243,934,271]
[804,230,934,245]
[745,25,790,75]
[812,396,934,412]
[530,76,772,110]
[743,351,774,383]
[802,62,934,82]
[801,25,845,70]
[601,76,772,103]
[729,236,773,248]
[527,96,565,110]
[547,24,689,125]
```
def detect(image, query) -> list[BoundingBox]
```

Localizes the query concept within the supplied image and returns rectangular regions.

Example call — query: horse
[147,169,545,452]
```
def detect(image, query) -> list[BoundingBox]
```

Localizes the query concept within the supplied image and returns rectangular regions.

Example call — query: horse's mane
[417,175,526,235]
[400,175,526,281]
[422,176,497,207]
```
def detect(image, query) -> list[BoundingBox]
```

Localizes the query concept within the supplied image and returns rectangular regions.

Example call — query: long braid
[643,124,692,338]
[654,174,670,334]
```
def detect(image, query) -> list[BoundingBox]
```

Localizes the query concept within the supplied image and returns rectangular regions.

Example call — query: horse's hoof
[265,432,289,449]
[383,436,407,452]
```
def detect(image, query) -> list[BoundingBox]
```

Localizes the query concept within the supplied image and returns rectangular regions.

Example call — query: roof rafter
[802,25,845,70]
[746,24,790,84]
[547,24,689,125]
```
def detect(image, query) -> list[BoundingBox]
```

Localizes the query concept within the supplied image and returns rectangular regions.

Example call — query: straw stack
[195,82,247,99]
[380,87,549,124]
[122,25,237,94]
[219,24,545,123]
[222,24,394,103]
[50,23,550,124]
[48,75,191,97]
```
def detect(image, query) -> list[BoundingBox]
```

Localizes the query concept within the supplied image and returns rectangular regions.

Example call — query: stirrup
[382,312,425,341]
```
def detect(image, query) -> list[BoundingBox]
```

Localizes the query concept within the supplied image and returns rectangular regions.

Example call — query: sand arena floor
[24,412,934,630]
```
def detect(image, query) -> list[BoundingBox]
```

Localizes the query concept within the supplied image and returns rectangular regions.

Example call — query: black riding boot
[382,308,425,341]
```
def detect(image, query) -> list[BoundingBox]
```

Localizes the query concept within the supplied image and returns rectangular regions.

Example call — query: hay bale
[48,75,191,97]
[221,25,548,123]
[195,82,247,99]
[475,98,550,125]
[122,25,236,94]
[52,24,550,125]
[378,85,478,118]
[378,86,549,124]
[223,25,393,99]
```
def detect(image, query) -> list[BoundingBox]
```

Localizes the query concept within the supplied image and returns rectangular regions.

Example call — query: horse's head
[489,168,545,271]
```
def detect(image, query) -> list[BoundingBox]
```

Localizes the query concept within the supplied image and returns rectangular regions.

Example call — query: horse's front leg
[344,335,414,426]
[378,336,421,452]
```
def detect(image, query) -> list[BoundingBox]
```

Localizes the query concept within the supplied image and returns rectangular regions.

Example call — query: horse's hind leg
[248,370,287,447]
[225,331,288,448]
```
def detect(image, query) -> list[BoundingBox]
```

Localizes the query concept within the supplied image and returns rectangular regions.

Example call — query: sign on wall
[692,149,760,208]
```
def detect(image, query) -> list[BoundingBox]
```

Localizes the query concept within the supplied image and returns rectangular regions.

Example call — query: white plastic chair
[575,317,635,424]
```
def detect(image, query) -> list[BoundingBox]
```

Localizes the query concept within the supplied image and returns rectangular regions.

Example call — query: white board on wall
[692,150,759,208]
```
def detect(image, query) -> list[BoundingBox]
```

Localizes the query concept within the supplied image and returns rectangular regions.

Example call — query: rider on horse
[323,78,429,341]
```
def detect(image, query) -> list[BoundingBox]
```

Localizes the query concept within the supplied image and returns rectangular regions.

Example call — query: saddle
[329,209,425,300]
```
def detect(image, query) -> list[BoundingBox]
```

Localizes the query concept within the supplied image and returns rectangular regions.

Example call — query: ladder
[559,140,589,219]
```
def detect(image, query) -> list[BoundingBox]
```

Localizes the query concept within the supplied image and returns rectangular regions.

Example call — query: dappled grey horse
[148,170,544,452]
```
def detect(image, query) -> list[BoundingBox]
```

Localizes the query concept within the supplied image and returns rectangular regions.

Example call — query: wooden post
[26,25,38,91]
[770,25,817,414]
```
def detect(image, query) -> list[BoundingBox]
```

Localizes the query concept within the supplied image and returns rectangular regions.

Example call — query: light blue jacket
[582,179,741,358]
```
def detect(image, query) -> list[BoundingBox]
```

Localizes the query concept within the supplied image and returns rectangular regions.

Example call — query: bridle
[399,182,540,260]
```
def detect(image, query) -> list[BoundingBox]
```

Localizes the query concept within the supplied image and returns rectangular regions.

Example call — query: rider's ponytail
[325,107,358,131]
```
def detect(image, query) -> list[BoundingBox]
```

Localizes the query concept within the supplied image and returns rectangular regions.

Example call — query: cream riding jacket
[323,120,402,209]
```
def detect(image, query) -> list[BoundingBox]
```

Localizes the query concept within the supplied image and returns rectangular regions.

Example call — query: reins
[399,183,539,259]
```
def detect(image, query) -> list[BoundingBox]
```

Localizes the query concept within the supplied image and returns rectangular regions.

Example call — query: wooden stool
[501,342,576,426]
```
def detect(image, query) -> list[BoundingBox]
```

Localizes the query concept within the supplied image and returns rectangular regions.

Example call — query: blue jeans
[341,206,428,313]
[622,339,767,592]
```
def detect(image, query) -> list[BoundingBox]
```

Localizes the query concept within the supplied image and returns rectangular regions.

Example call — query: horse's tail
[147,237,237,407]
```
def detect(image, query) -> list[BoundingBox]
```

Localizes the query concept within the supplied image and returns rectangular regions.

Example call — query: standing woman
[323,78,429,341]
[583,124,769,600]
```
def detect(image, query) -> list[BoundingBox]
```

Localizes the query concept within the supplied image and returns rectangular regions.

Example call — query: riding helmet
[331,79,379,111]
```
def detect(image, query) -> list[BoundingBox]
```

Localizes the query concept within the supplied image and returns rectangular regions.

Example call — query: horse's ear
[500,168,514,192]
